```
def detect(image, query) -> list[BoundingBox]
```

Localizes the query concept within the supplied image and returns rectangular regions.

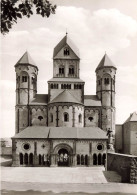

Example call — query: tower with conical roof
[15,51,38,133]
[95,54,117,137]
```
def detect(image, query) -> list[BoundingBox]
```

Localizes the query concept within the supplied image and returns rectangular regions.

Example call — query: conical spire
[96,54,116,72]
[15,51,37,67]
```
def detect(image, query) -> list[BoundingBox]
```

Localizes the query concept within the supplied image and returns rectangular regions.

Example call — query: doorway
[58,148,69,166]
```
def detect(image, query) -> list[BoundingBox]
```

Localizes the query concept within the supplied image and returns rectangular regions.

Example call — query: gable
[54,44,79,60]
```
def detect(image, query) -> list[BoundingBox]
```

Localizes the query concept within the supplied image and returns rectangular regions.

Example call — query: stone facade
[12,34,117,167]
[115,112,137,156]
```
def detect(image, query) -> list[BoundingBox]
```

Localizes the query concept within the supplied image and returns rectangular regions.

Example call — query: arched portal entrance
[58,148,69,166]
[53,143,73,167]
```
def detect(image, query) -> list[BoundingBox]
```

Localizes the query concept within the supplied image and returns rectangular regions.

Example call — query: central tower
[48,34,85,103]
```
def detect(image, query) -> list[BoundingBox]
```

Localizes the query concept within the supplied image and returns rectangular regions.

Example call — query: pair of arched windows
[51,84,58,89]
[74,84,82,89]
[69,67,74,75]
[104,78,109,85]
[59,68,64,74]
[22,76,27,82]
[64,48,70,55]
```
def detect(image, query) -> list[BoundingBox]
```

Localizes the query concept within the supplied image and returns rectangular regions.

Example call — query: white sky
[0,0,137,137]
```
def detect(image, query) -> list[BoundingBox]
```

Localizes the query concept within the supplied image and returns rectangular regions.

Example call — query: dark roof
[50,90,82,105]
[48,78,84,83]
[96,54,116,72]
[15,51,38,69]
[124,112,137,123]
[12,127,108,139]
[84,95,101,107]
[30,94,48,105]
[53,35,80,59]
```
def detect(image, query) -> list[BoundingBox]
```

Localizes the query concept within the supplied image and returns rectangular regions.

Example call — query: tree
[1,0,57,35]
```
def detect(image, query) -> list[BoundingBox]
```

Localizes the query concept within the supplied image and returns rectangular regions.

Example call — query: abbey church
[12,34,117,167]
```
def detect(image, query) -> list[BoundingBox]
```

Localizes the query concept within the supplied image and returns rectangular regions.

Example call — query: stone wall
[0,147,12,156]
[12,138,107,167]
[115,125,123,153]
[107,152,137,183]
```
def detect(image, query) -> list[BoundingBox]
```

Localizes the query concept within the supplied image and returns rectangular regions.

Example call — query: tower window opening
[98,80,101,85]
[79,114,82,123]
[69,67,74,75]
[64,48,70,55]
[50,114,53,122]
[64,112,69,122]
[104,78,109,85]
[59,68,64,74]
[51,84,53,89]
[38,116,43,121]
[22,76,27,82]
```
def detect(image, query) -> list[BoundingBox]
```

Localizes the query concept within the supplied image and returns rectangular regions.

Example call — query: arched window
[51,84,53,89]
[104,78,109,85]
[29,153,33,165]
[39,154,42,165]
[88,117,93,122]
[77,154,80,165]
[93,153,97,165]
[19,153,23,165]
[78,114,82,123]
[38,116,43,121]
[64,112,69,122]
[98,153,102,165]
[102,153,106,165]
[64,48,69,55]
[50,114,53,122]
[69,66,74,75]
[22,76,27,82]
[81,155,84,165]
[59,67,64,74]
[24,153,28,165]
[85,155,88,166]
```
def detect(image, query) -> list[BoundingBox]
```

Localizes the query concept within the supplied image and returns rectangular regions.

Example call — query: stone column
[72,141,77,166]
[34,141,38,165]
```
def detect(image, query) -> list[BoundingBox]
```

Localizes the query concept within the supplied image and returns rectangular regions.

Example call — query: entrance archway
[53,143,73,167]
[58,148,69,166]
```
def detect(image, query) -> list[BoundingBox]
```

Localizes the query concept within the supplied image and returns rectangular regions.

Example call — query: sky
[0,0,137,137]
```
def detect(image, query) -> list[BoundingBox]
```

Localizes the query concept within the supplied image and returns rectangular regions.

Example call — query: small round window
[97,144,103,151]
[23,143,30,150]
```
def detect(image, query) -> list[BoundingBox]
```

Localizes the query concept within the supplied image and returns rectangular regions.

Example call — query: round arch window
[97,144,103,151]
[23,143,30,150]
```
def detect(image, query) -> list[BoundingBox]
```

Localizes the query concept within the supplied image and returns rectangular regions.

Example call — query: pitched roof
[53,34,80,59]
[48,78,84,83]
[12,127,50,138]
[84,95,101,107]
[30,94,48,105]
[124,112,137,123]
[15,51,37,68]
[96,54,116,71]
[49,127,108,139]
[12,126,108,139]
[50,90,82,104]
